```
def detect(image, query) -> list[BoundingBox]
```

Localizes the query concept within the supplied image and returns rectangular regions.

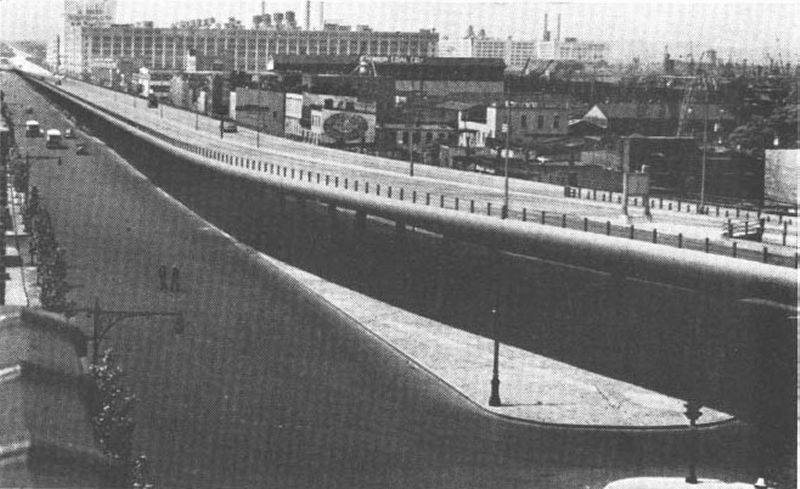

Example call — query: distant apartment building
[438,19,607,69]
[57,0,118,74]
[56,14,438,77]
[536,38,607,64]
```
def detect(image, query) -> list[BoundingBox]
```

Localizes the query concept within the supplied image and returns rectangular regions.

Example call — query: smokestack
[543,13,550,42]
[261,1,265,16]
[305,0,311,30]
[557,14,561,42]
[319,2,324,29]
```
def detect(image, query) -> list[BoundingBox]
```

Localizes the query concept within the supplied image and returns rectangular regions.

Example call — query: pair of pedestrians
[158,265,181,293]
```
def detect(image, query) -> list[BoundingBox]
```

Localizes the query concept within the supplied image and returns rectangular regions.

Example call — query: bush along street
[23,191,72,313]
[10,153,29,194]
[89,349,152,487]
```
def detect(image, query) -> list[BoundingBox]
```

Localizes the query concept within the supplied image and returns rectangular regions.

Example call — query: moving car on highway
[45,129,63,148]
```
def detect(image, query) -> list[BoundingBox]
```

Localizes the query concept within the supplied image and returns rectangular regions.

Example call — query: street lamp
[684,398,702,484]
[488,305,501,407]
[72,297,186,364]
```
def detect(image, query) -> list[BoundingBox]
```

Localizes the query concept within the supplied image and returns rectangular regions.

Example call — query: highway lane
[2,70,771,488]
[55,77,798,247]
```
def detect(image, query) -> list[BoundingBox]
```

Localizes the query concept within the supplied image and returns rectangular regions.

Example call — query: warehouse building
[59,19,438,77]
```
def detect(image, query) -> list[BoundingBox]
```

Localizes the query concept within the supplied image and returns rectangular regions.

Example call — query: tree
[89,349,139,482]
[728,83,799,153]
[22,185,40,234]
[39,246,72,313]
[10,155,30,193]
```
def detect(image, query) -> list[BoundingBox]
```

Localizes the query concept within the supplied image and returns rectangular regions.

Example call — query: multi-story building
[459,99,572,148]
[59,0,118,74]
[438,19,607,70]
[59,18,438,77]
[536,38,607,64]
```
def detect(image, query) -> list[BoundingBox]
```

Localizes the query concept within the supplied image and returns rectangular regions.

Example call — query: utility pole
[256,85,262,149]
[408,108,415,177]
[502,100,511,219]
[698,84,709,213]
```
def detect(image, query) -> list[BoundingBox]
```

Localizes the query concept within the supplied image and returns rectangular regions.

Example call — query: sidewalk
[4,184,39,307]
[263,255,734,428]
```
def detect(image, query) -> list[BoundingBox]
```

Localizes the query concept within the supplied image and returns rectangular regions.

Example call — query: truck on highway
[25,120,40,137]
[45,129,63,148]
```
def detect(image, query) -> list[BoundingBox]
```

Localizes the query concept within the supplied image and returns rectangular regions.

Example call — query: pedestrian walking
[158,265,168,291]
[170,265,180,292]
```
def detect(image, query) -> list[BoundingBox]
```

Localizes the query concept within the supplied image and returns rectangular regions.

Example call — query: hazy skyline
[1,0,798,62]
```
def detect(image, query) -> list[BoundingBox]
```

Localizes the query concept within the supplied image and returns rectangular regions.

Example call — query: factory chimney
[543,13,550,41]
[305,0,311,30]
[319,2,324,29]
[261,1,265,15]
[556,13,561,42]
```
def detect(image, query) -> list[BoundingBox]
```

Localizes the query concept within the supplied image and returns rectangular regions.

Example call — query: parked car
[64,128,75,139]
[75,142,89,155]
[25,106,34,114]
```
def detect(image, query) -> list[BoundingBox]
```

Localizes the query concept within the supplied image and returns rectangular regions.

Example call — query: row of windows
[515,113,561,130]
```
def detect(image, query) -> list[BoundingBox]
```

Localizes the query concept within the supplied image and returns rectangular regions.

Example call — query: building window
[520,115,527,128]
[426,132,433,142]
[553,115,560,129]
[537,115,544,129]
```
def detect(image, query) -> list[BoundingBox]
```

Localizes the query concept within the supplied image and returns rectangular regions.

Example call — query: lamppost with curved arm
[71,297,186,364]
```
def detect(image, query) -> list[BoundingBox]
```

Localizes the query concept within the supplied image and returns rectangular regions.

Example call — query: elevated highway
[16,71,797,454]
[35,74,800,264]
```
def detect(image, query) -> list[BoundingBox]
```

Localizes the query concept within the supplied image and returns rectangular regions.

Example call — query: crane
[676,51,712,137]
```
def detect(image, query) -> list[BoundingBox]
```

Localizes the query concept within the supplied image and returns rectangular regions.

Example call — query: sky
[1,0,798,63]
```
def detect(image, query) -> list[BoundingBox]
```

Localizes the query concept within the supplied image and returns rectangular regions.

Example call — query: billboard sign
[323,113,368,141]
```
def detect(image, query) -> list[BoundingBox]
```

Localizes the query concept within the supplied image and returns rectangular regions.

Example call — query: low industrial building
[459,99,574,148]
[233,87,286,136]
[269,54,505,97]
[285,92,377,146]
